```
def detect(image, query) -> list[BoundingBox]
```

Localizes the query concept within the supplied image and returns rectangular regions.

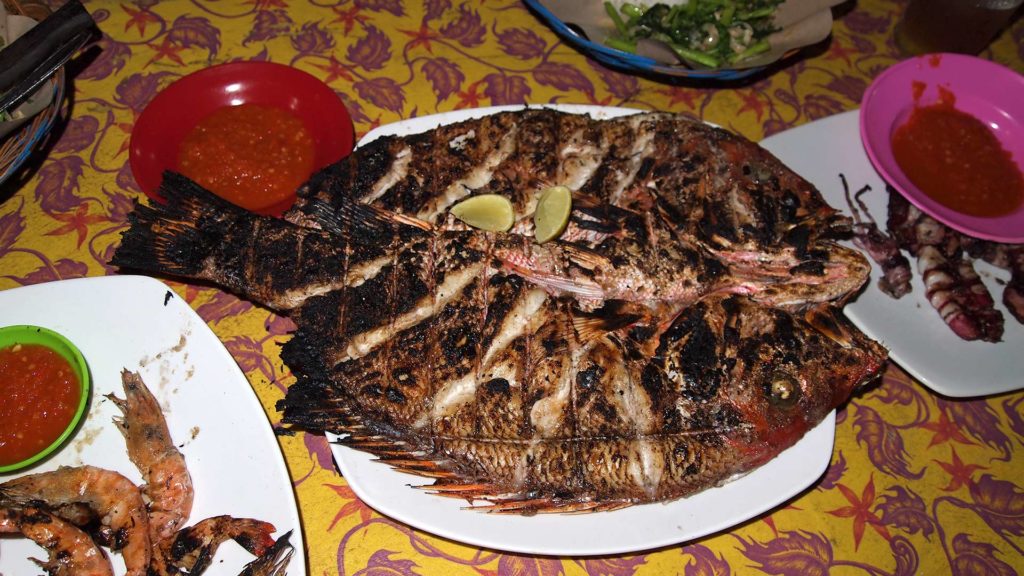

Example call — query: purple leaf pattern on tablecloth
[53,116,100,154]
[824,75,868,104]
[876,486,934,537]
[440,5,486,47]
[356,0,404,17]
[422,58,464,102]
[577,556,645,576]
[17,259,89,285]
[737,531,834,576]
[532,62,594,94]
[889,536,920,576]
[352,549,421,576]
[968,474,1024,537]
[348,26,392,71]
[819,450,847,490]
[853,405,924,479]
[496,556,564,576]
[497,27,547,60]
[80,36,131,81]
[424,0,451,21]
[588,61,639,100]
[114,72,176,113]
[224,335,274,379]
[802,93,844,120]
[1003,397,1024,444]
[35,157,85,214]
[103,188,135,223]
[166,16,221,58]
[356,77,406,113]
[291,22,335,55]
[483,73,530,104]
[0,208,25,255]
[682,544,731,576]
[949,534,1017,576]
[195,291,254,323]
[303,432,334,472]
[116,162,141,194]
[245,10,293,45]
[265,313,296,336]
[936,398,1012,459]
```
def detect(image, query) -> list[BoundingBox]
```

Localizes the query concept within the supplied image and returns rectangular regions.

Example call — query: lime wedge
[533,185,572,243]
[449,194,515,232]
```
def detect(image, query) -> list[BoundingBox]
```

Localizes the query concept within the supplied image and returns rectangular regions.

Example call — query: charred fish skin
[113,109,887,514]
[279,293,885,512]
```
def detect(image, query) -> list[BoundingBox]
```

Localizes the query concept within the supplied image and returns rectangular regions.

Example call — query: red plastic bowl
[130,61,354,215]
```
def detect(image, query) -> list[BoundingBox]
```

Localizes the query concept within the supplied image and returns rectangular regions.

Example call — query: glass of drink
[895,0,1023,56]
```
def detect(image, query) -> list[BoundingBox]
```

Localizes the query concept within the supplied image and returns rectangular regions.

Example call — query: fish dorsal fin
[306,198,433,243]
[572,301,645,343]
[158,171,247,215]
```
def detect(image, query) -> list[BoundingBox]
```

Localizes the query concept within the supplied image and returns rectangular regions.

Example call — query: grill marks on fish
[113,109,887,513]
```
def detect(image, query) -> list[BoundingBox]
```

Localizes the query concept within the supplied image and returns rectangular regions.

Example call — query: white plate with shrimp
[762,109,1024,397]
[0,275,305,575]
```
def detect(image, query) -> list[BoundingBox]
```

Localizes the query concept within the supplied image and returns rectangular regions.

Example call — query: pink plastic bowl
[860,53,1024,242]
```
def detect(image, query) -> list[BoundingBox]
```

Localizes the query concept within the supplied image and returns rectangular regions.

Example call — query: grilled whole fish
[113,109,886,513]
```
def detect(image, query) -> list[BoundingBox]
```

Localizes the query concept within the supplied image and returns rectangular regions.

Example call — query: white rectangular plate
[0,276,305,575]
[329,104,837,557]
[762,109,1023,398]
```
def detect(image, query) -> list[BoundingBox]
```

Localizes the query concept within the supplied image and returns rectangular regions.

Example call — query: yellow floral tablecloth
[1,0,1023,574]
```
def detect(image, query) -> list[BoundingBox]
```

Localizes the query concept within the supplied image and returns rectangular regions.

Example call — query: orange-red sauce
[891,89,1024,218]
[0,343,81,466]
[177,104,315,212]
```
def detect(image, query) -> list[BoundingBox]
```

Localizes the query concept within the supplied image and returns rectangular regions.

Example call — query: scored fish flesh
[112,109,887,513]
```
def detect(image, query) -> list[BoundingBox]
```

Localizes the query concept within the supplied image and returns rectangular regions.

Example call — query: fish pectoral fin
[572,302,646,343]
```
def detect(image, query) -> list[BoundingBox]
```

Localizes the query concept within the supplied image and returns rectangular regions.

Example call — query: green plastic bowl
[0,325,91,473]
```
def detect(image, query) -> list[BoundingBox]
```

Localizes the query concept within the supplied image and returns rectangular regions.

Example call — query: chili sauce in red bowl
[130,61,354,216]
[0,325,90,473]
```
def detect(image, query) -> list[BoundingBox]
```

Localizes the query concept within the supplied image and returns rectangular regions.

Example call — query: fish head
[657,296,887,466]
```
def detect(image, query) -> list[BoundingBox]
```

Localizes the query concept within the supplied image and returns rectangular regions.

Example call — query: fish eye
[768,374,800,407]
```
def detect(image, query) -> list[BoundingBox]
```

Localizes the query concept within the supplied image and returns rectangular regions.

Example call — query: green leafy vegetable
[603,0,782,68]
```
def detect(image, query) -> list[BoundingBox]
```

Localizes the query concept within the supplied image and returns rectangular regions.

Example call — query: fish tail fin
[112,172,251,278]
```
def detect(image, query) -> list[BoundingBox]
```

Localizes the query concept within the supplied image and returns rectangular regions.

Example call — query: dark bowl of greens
[523,0,837,81]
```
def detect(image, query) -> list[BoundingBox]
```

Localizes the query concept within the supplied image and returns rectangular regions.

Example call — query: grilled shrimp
[0,506,113,576]
[0,466,151,576]
[108,370,194,542]
[164,515,277,574]
[239,530,294,576]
